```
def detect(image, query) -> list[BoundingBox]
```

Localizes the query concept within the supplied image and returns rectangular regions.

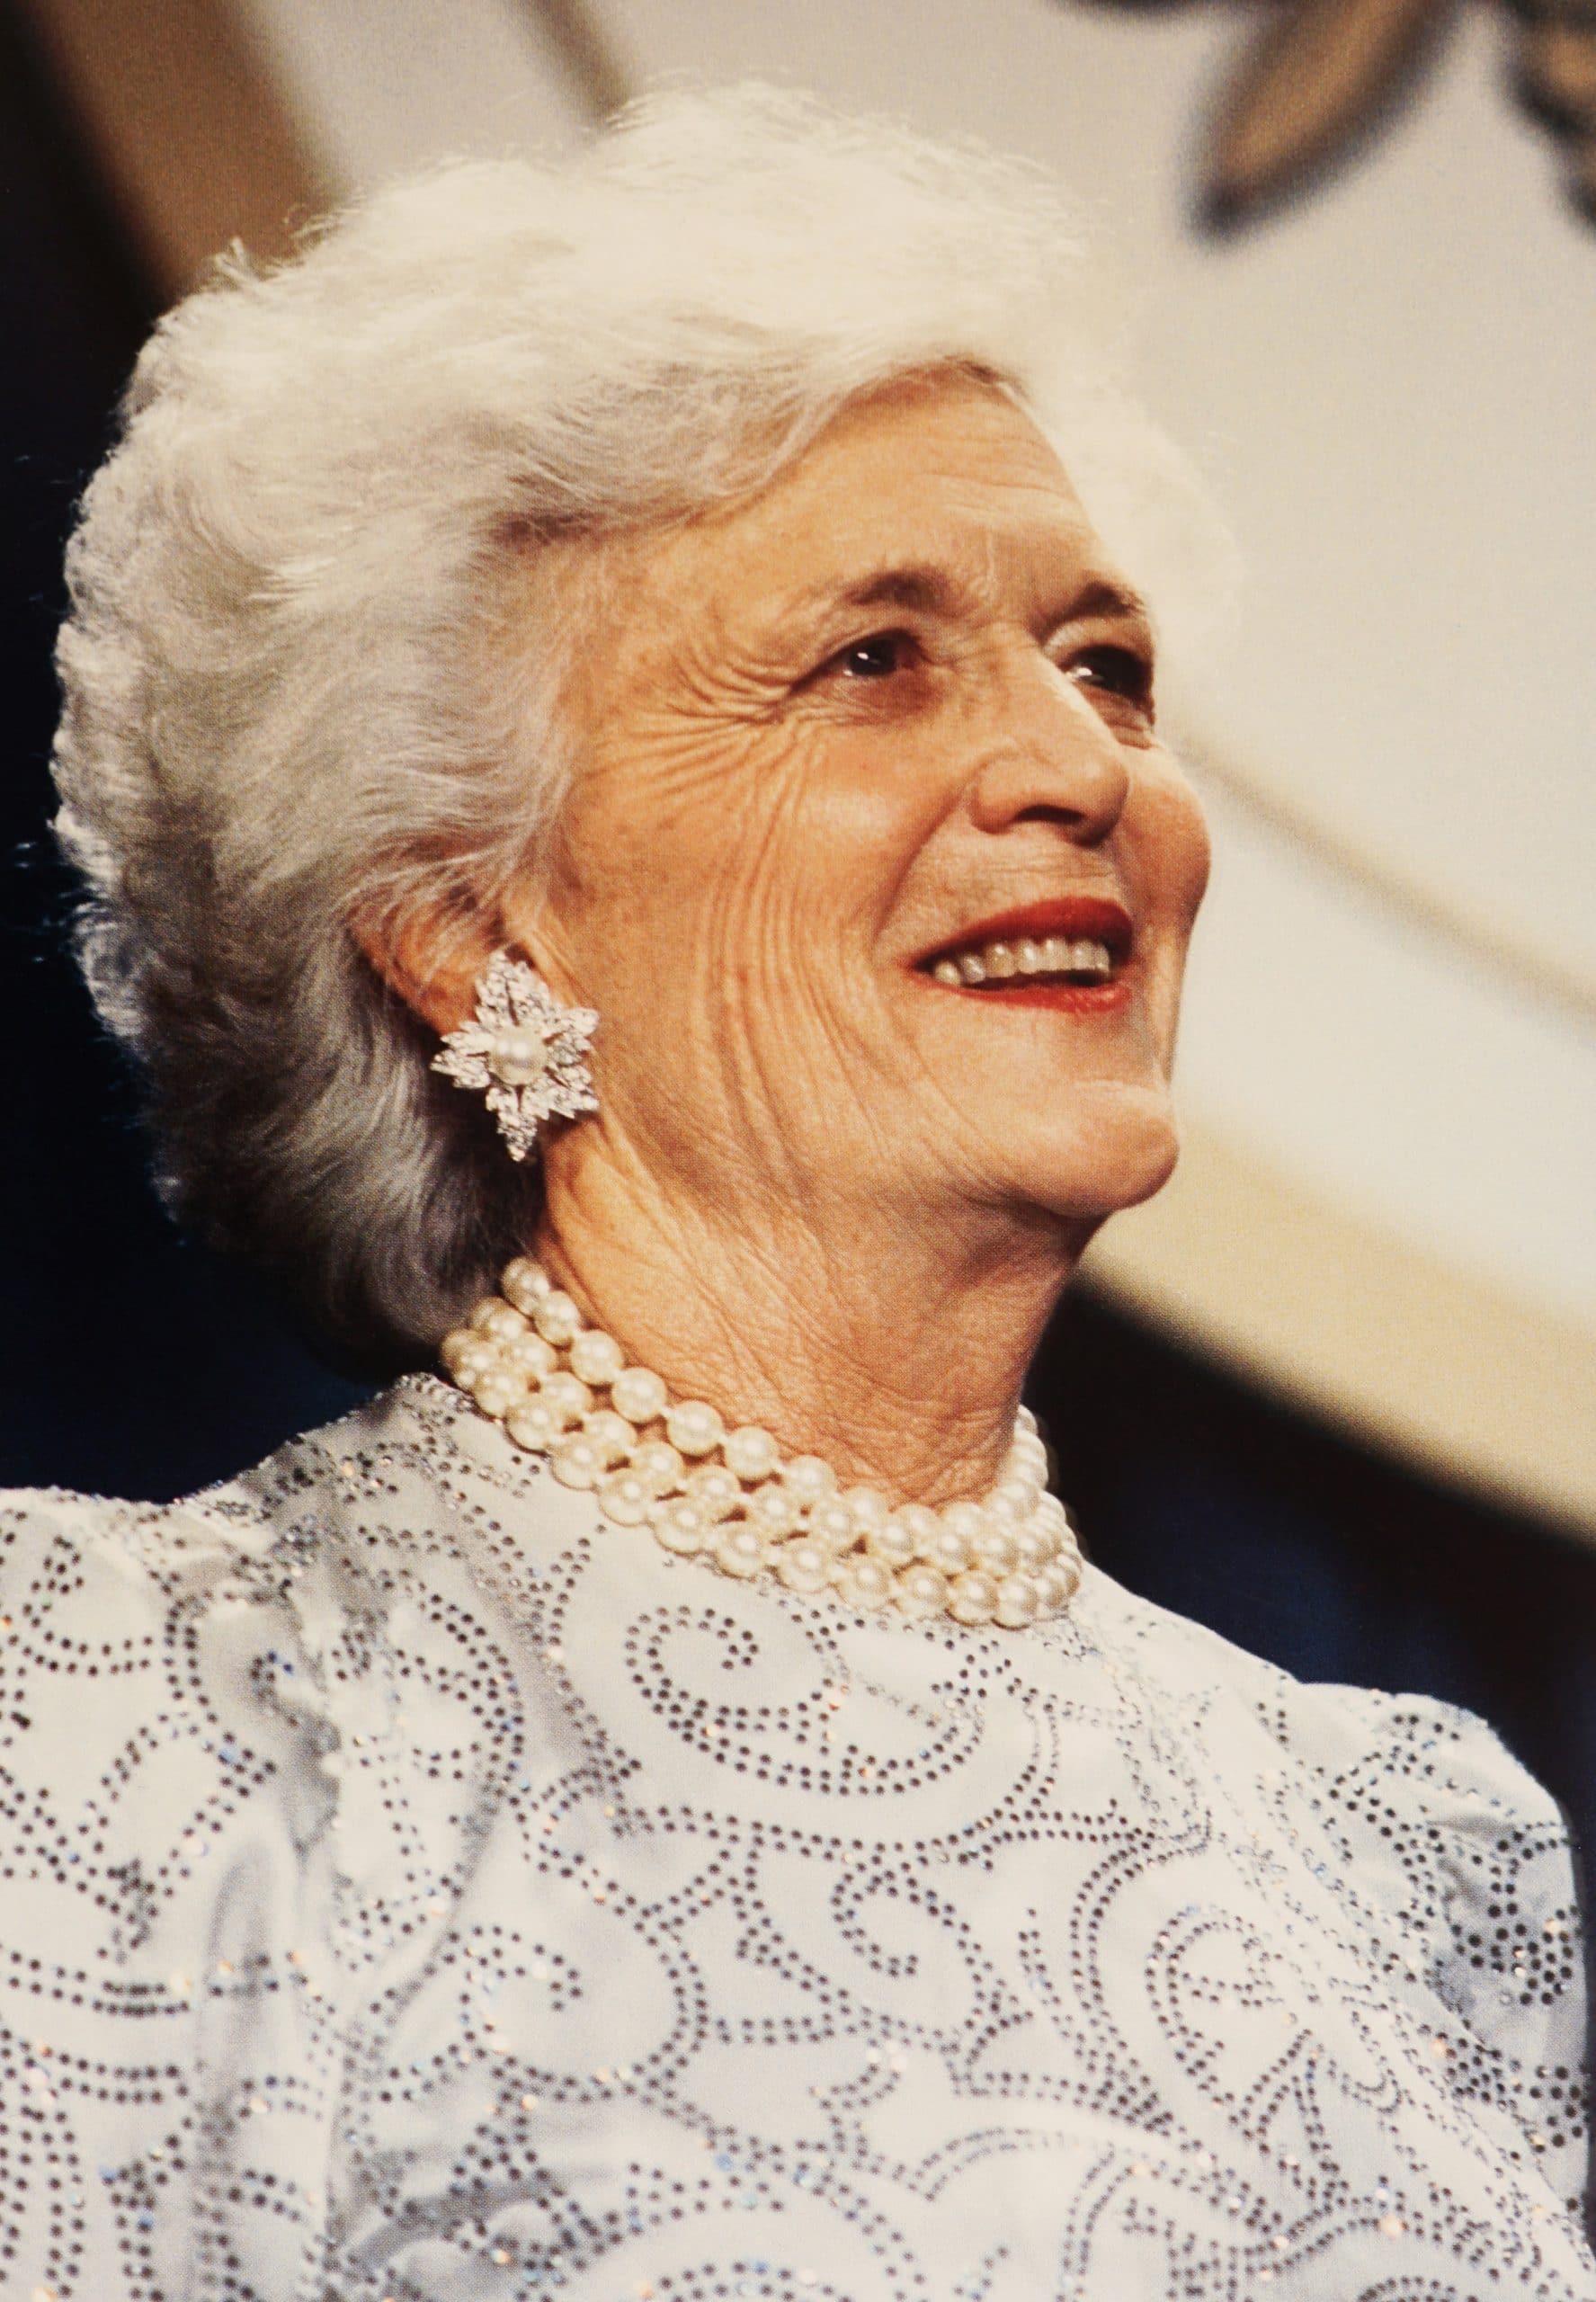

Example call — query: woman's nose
[966,679,1132,847]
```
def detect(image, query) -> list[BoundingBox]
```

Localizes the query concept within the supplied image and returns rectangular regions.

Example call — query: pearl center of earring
[488,1025,549,1087]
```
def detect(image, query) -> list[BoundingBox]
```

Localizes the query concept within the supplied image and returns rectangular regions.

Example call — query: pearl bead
[923,1526,972,1577]
[648,1497,709,1555]
[994,1573,1040,1629]
[533,1290,583,1347]
[550,1436,605,1490]
[948,1570,999,1626]
[506,1398,564,1452]
[441,1330,496,1378]
[867,1516,918,1571]
[487,1023,548,1087]
[684,1463,742,1522]
[973,1524,1021,1576]
[599,1471,652,1526]
[666,1400,725,1458]
[1025,1513,1063,1565]
[723,1425,780,1484]
[471,1298,529,1340]
[568,1328,626,1387]
[1009,1434,1049,1480]
[835,1557,893,1611]
[472,1375,523,1421]
[502,1331,558,1382]
[940,1500,987,1546]
[776,1536,832,1595]
[630,1439,686,1497]
[463,1352,513,1394]
[895,1563,950,1619]
[463,1349,520,1393]
[537,1370,592,1427]
[1041,1550,1082,1603]
[1032,1493,1071,1547]
[840,1486,889,1536]
[611,1366,669,1426]
[500,1257,551,1313]
[714,1525,766,1579]
[1010,1524,1051,1572]
[581,1408,635,1467]
[783,1455,837,1507]
[806,1501,858,1556]
[990,1477,1041,1521]
[745,1484,800,1539]
[896,1503,943,1559]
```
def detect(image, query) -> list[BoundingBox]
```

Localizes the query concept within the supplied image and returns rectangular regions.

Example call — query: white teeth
[926,932,1119,986]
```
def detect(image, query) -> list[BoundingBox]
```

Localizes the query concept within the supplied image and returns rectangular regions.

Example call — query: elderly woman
[5,85,1589,2302]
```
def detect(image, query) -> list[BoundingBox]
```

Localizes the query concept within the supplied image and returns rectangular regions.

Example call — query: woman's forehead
[721,374,1085,548]
[593,377,1128,636]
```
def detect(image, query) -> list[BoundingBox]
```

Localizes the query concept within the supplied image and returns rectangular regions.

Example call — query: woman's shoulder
[0,1372,571,1833]
[0,1385,486,2294]
[1084,1563,1588,2190]
[1,1374,450,1584]
[1084,1558,1570,1837]
[0,1383,446,1811]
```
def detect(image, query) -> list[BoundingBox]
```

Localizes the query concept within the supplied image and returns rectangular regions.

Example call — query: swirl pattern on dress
[0,1376,1588,2299]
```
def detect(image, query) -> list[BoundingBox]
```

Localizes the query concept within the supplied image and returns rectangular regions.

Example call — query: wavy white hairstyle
[53,84,1217,1369]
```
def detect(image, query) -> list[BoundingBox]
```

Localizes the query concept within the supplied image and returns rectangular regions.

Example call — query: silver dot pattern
[0,1377,1589,2299]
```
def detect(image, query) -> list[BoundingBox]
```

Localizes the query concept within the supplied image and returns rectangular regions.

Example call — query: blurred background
[3,0,1593,1910]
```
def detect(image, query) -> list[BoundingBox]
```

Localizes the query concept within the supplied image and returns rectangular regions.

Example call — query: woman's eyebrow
[1051,576,1154,633]
[769,566,1146,648]
[787,562,968,619]
[792,563,1153,634]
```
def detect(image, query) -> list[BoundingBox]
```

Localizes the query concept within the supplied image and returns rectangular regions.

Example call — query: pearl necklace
[441,1257,1083,1629]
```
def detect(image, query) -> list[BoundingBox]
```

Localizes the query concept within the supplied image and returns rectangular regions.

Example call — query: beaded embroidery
[0,1376,1588,2298]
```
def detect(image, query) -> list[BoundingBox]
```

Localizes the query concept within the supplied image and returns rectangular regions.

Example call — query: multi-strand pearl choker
[441,1258,1083,1630]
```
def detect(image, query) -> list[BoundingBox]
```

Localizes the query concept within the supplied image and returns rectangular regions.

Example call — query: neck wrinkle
[532,1154,1083,1509]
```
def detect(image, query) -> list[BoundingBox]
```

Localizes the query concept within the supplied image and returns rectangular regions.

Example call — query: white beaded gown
[0,1375,1590,2301]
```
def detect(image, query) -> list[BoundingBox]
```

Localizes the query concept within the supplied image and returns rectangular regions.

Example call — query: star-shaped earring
[432,951,599,1162]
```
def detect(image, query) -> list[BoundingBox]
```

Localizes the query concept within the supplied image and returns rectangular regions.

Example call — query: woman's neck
[533,1156,1086,1507]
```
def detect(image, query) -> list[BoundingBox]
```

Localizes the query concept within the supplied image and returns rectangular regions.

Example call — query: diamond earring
[431,950,599,1162]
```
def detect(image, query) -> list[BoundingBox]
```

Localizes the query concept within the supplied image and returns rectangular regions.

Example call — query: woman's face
[510,373,1210,1253]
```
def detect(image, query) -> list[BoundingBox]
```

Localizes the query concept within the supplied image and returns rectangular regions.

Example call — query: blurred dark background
[4,4,1593,2152]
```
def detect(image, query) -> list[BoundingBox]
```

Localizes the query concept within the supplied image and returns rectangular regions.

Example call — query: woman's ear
[350,901,503,1039]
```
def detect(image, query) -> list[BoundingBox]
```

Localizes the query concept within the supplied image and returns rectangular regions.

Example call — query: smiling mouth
[928,932,1115,987]
[913,899,1135,1007]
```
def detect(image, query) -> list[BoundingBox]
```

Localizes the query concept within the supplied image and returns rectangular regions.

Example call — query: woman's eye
[829,630,913,681]
[1065,644,1154,710]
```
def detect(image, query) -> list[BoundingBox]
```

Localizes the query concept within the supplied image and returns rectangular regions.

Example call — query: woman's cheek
[1135,762,1211,928]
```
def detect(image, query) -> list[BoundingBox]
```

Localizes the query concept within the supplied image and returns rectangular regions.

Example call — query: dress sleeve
[1284,1679,1590,2222]
[0,1485,346,2300]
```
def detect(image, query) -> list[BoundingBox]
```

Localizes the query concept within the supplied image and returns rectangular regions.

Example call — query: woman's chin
[997,1093,1182,1223]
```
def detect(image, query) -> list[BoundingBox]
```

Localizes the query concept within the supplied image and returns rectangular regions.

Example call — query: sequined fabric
[1,1377,1590,2299]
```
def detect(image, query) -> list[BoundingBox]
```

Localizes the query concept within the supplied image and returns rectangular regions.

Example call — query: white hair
[52,83,1220,1368]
